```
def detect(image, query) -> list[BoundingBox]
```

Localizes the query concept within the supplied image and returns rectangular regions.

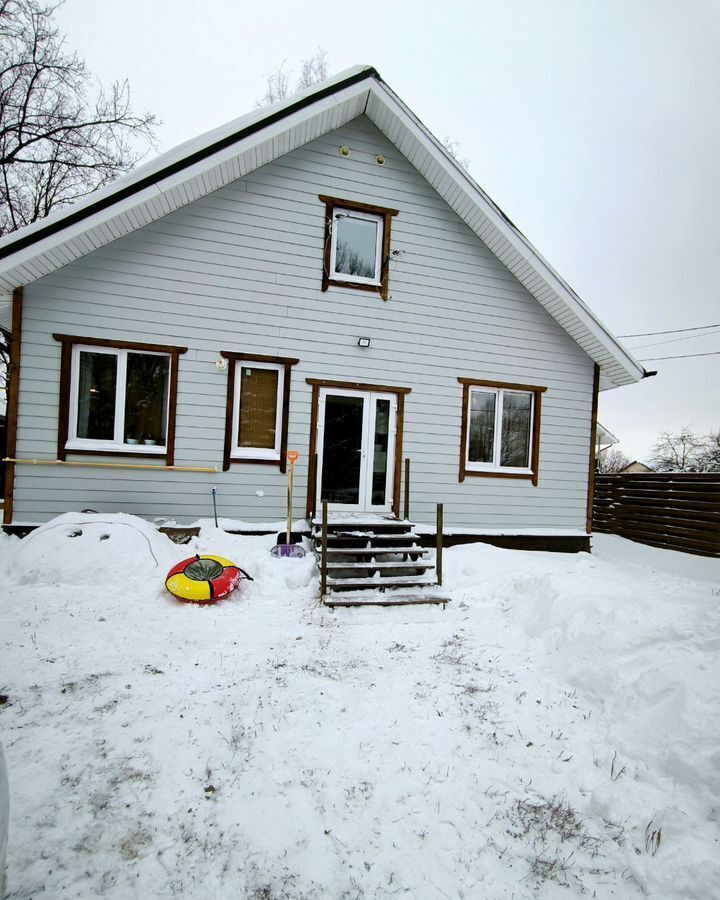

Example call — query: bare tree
[596,448,631,474]
[257,49,329,107]
[697,428,720,472]
[0,0,157,236]
[297,48,328,90]
[441,136,470,170]
[648,428,705,472]
[257,60,291,106]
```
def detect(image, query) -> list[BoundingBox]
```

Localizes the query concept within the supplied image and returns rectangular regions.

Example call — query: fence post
[321,499,328,598]
[436,502,443,587]
[403,458,410,521]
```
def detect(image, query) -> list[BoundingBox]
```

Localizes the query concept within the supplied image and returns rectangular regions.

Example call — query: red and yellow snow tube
[165,554,250,603]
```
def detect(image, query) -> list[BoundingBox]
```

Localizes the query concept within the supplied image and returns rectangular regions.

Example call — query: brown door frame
[305,378,411,519]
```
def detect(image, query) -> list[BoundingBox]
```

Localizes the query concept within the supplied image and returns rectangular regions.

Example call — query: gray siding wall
[13,115,595,530]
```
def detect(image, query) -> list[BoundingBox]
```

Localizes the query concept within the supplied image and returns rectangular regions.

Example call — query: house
[0,66,650,551]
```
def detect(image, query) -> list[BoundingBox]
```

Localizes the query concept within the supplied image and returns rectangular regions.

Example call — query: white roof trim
[0,65,645,387]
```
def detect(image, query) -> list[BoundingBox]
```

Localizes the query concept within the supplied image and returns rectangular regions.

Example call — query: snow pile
[4,512,181,587]
[0,519,718,899]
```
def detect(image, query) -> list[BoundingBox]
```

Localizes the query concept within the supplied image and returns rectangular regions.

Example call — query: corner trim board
[586,363,600,533]
[3,287,23,525]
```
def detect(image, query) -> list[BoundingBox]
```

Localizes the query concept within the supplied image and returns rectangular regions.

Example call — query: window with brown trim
[221,352,299,472]
[458,378,546,485]
[319,195,399,301]
[53,334,186,464]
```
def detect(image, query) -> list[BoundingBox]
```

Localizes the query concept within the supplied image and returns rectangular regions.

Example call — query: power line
[629,330,720,351]
[618,323,720,338]
[641,351,720,361]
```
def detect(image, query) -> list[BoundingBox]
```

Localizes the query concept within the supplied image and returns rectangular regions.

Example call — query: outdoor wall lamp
[357,337,371,348]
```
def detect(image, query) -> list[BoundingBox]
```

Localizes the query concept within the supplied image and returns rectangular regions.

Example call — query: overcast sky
[55,0,720,461]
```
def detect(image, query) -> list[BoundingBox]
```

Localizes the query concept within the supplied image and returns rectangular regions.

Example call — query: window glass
[238,367,279,449]
[321,394,364,504]
[334,213,379,279]
[500,392,532,467]
[371,398,391,505]
[76,351,117,440]
[124,353,169,445]
[468,391,496,463]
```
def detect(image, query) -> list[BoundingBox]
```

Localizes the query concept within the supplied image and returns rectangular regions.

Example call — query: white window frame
[465,386,534,474]
[329,208,384,286]
[231,360,284,461]
[66,344,171,454]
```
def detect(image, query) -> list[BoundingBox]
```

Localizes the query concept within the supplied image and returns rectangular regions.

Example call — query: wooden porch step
[324,593,452,608]
[317,515,413,527]
[325,546,427,557]
[327,560,435,571]
[326,574,436,591]
[313,531,420,543]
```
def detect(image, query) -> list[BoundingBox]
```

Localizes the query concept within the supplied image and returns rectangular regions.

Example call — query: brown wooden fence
[593,473,720,557]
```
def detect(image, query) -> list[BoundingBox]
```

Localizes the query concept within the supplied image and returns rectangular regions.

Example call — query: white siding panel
[13,115,595,530]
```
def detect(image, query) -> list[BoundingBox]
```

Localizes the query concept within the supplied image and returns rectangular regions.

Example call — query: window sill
[64,446,169,460]
[229,455,282,467]
[329,271,382,287]
[324,277,384,295]
[462,469,534,481]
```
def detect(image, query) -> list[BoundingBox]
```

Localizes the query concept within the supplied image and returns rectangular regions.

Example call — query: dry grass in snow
[0,514,718,899]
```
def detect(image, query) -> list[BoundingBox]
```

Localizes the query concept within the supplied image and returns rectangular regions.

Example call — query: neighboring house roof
[619,461,655,473]
[0,65,646,388]
[596,423,620,448]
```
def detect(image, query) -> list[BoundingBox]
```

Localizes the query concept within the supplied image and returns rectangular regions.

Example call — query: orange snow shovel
[271,450,306,558]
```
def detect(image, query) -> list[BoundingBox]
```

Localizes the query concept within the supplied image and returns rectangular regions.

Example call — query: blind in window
[238,367,279,449]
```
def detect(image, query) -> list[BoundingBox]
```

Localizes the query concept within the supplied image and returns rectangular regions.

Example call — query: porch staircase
[311,512,449,607]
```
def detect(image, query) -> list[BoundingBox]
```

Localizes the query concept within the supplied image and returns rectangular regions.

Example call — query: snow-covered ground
[0,514,718,899]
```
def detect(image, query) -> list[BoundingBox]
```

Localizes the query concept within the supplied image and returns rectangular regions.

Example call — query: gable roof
[0,65,646,388]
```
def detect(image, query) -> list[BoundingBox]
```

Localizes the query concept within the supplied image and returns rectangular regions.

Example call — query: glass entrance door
[317,389,398,512]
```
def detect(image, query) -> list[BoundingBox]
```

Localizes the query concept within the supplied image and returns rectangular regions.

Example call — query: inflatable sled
[165,554,252,603]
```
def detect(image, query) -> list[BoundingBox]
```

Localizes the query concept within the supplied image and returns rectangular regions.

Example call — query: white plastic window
[67,345,170,453]
[231,361,284,460]
[466,387,534,472]
[330,208,384,285]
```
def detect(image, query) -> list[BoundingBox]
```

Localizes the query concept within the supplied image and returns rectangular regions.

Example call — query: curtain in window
[238,367,279,449]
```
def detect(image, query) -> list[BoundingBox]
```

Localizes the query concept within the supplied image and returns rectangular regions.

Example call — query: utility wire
[641,351,720,361]
[629,330,720,351]
[618,323,720,338]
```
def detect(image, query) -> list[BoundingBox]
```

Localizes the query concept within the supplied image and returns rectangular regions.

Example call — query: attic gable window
[458,378,547,485]
[319,195,399,301]
[53,334,186,464]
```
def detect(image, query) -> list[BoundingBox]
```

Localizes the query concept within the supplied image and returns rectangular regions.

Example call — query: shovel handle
[286,451,299,542]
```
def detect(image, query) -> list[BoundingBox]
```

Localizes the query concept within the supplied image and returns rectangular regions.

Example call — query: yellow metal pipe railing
[3,458,218,473]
